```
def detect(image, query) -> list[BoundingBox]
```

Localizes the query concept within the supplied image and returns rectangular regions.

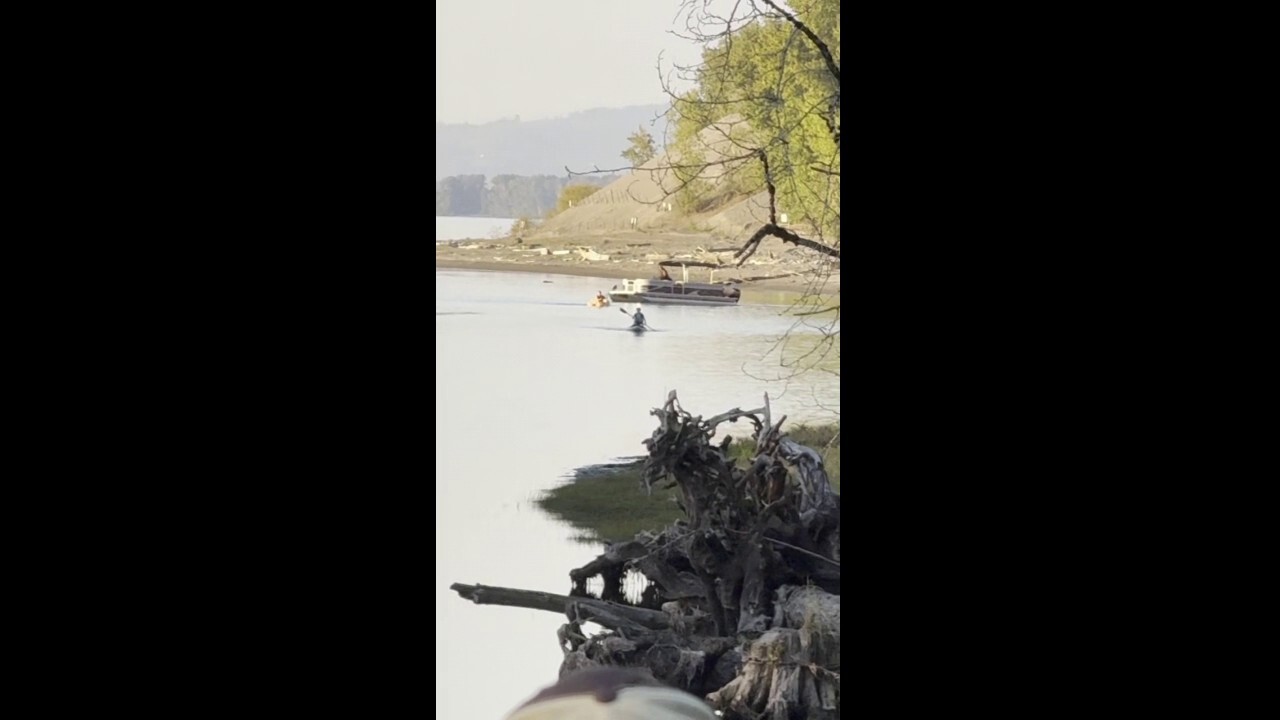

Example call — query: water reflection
[435,269,838,719]
[582,569,654,607]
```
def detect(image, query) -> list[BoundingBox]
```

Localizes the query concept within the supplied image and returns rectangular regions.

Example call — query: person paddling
[618,306,652,331]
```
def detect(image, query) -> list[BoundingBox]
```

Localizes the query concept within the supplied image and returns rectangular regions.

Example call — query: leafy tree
[558,1,840,383]
[663,0,841,381]
[553,184,603,215]
[667,0,840,242]
[620,126,657,166]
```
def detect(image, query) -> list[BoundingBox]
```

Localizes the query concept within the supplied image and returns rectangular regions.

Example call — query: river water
[436,215,518,243]
[434,258,838,717]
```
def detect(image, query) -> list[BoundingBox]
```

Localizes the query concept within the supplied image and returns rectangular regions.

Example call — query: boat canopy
[657,259,732,284]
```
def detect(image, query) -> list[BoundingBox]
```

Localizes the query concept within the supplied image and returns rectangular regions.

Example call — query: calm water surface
[436,215,518,242]
[435,269,838,719]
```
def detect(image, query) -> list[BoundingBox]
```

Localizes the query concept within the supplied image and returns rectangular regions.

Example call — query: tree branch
[757,0,840,86]
[733,149,840,269]
[763,536,840,567]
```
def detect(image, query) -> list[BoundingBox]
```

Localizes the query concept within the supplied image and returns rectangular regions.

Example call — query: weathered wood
[454,391,840,720]
[569,597,671,632]
[779,437,837,518]
[706,623,839,719]
[774,585,840,644]
[574,530,706,601]
[735,532,771,635]
[632,553,704,600]
[450,583,568,614]
[568,539,649,582]
[557,624,741,694]
[449,583,671,631]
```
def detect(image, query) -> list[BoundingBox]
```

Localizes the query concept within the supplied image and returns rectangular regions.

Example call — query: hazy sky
[436,0,712,124]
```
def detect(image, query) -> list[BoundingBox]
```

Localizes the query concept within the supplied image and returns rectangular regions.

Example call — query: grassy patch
[537,424,840,544]
[537,460,682,544]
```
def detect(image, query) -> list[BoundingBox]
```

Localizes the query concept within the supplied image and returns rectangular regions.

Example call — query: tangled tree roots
[451,391,840,720]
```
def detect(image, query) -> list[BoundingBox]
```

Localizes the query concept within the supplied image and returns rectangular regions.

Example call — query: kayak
[589,297,611,308]
[630,325,646,333]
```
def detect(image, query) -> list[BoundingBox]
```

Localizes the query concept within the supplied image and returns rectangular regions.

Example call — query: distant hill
[435,105,669,179]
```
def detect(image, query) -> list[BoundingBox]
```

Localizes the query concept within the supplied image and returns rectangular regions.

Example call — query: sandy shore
[435,231,839,295]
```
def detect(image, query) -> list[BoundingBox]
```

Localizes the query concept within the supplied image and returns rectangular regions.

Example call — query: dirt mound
[533,117,810,243]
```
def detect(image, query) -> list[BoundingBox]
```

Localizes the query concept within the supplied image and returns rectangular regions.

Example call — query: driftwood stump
[452,392,840,719]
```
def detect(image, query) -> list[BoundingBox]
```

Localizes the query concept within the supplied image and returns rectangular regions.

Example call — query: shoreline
[436,259,830,305]
[435,257,838,298]
[436,230,839,296]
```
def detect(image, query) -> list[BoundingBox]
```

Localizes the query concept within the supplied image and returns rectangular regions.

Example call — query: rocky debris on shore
[441,235,829,272]
[446,240,505,250]
[436,231,839,292]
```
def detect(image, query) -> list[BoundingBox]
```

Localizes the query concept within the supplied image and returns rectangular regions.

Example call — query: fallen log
[452,391,840,720]
[571,531,705,602]
[449,583,671,631]
[449,582,567,613]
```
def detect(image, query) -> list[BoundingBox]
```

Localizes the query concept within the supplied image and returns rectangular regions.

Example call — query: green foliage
[725,423,840,465]
[675,178,714,213]
[621,126,657,166]
[554,184,603,215]
[537,462,684,544]
[537,423,840,543]
[668,0,840,238]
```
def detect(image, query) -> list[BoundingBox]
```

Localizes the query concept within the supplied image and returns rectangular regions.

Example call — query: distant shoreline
[434,215,518,220]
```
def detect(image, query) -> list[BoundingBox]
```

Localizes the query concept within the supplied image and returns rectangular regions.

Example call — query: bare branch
[791,304,839,317]
[760,150,778,225]
[733,222,840,266]
[763,537,840,567]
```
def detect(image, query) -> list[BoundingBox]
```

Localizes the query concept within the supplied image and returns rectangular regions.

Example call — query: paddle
[618,307,653,331]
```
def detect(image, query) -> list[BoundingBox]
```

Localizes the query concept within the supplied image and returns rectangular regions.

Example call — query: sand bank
[435,231,838,296]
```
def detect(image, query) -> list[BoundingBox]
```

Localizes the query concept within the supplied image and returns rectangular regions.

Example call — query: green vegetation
[538,461,684,545]
[553,184,604,215]
[537,423,840,544]
[667,0,840,238]
[621,126,657,166]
